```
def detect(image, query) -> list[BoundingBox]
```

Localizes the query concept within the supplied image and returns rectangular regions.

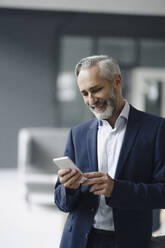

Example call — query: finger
[90,183,112,197]
[61,169,78,182]
[58,168,71,177]
[83,172,105,178]
[82,177,105,186]
[89,183,105,193]
[92,189,106,196]
[64,173,82,188]
[66,176,82,189]
[60,170,80,184]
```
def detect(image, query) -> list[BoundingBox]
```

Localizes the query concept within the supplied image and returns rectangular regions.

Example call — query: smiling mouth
[90,102,106,111]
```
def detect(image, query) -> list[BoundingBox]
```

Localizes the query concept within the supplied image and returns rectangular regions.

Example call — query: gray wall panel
[0,15,57,167]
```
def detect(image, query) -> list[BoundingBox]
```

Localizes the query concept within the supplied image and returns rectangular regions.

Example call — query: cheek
[99,92,111,100]
[96,90,107,98]
[99,87,112,99]
[106,89,116,100]
[83,97,88,104]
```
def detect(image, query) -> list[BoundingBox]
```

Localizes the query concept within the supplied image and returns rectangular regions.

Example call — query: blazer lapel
[87,119,98,172]
[115,106,140,179]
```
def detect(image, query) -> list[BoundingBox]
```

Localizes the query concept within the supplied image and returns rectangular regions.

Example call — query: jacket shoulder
[72,118,98,132]
[130,105,165,123]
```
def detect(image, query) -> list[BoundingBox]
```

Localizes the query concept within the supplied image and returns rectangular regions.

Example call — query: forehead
[77,66,106,91]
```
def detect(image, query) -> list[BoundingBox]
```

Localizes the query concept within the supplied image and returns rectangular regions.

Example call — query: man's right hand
[58,168,82,189]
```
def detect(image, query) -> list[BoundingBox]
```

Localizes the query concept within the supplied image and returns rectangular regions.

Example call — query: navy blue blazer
[55,106,165,248]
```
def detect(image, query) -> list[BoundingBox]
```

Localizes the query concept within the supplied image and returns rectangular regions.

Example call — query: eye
[91,87,103,93]
[81,91,88,97]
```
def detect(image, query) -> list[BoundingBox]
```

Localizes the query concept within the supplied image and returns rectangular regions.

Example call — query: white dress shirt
[93,100,130,231]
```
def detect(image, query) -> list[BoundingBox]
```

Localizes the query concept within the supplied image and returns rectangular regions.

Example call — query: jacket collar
[115,105,140,178]
[86,105,141,178]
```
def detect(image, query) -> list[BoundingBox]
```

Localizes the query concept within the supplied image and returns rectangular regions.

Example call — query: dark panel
[0,8,165,39]
[61,13,165,39]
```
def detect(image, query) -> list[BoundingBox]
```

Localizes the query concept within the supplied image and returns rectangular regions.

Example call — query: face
[77,65,121,120]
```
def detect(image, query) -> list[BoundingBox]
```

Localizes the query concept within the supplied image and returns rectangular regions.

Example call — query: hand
[82,172,114,197]
[58,168,82,189]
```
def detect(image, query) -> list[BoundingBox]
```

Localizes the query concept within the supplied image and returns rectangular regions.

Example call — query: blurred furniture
[17,127,69,205]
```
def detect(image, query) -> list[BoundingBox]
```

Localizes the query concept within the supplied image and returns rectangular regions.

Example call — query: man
[55,55,165,248]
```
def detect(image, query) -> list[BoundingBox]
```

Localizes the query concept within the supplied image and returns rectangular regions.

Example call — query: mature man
[55,55,165,248]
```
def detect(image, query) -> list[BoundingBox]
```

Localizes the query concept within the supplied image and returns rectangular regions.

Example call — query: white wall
[0,0,165,16]
[130,68,165,117]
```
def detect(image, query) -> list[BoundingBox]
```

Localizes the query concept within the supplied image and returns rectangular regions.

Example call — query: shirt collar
[119,99,130,121]
[98,100,130,128]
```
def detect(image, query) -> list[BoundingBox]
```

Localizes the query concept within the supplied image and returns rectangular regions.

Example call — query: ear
[114,74,122,89]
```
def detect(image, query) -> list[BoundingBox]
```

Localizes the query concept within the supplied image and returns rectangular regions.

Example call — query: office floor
[1,169,165,248]
[0,169,65,248]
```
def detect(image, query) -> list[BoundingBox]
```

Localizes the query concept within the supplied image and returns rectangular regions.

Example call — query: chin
[92,106,114,120]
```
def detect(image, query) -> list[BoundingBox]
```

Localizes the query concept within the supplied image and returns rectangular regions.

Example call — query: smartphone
[53,156,87,184]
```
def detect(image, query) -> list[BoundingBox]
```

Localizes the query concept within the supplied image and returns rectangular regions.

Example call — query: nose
[87,93,96,106]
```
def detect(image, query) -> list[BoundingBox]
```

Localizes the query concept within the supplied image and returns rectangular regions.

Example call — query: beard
[88,89,118,120]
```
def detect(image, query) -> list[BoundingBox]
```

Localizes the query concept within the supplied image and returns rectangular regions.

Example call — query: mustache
[90,99,106,108]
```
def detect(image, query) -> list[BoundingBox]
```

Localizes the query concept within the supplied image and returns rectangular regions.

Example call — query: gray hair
[75,55,121,82]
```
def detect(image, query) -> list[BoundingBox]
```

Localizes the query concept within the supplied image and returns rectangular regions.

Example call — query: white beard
[88,86,118,120]
[89,99,115,120]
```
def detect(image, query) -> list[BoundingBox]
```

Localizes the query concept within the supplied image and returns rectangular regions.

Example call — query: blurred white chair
[17,127,69,205]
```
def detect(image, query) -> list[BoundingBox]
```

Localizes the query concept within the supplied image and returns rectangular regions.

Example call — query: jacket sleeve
[106,119,165,210]
[54,128,82,212]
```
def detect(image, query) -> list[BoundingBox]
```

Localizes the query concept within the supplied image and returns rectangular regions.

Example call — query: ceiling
[0,0,165,17]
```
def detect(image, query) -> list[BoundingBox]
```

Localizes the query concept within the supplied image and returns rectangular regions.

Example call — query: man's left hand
[82,172,114,197]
